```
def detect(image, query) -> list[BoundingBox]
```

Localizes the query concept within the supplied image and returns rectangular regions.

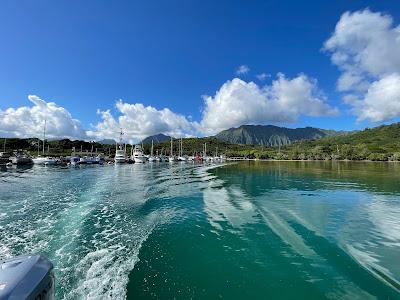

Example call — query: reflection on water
[1,161,400,299]
[207,161,400,298]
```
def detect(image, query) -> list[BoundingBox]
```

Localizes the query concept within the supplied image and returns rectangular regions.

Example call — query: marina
[1,2,400,299]
[1,161,399,299]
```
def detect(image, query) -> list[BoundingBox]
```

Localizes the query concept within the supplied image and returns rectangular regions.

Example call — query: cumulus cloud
[236,65,250,75]
[89,73,337,139]
[199,74,337,135]
[87,100,198,142]
[324,9,400,122]
[0,95,87,139]
[347,74,400,122]
[1,77,337,140]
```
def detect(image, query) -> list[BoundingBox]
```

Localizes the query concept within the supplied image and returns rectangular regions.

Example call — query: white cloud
[324,9,400,122]
[236,65,250,75]
[87,100,198,142]
[199,74,337,135]
[256,73,270,81]
[89,73,337,139]
[0,95,87,139]
[348,74,400,122]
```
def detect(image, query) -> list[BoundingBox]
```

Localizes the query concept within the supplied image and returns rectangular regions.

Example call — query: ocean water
[0,161,399,299]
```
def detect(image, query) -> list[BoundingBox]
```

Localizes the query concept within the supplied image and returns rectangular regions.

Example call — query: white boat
[202,143,213,162]
[132,144,146,163]
[212,147,220,163]
[177,138,187,161]
[32,120,51,165]
[115,149,126,163]
[32,156,57,165]
[169,137,176,162]
[115,129,126,163]
[148,140,156,162]
[154,149,161,162]
[79,156,100,164]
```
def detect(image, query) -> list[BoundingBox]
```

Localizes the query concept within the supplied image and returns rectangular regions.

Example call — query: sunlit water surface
[0,161,399,299]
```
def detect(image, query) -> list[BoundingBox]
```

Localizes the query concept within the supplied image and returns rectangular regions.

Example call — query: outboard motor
[0,255,54,300]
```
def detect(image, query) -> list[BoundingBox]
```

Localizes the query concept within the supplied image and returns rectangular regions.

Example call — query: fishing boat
[132,144,146,163]
[115,129,126,163]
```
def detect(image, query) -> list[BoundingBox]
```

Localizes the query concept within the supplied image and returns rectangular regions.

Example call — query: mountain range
[141,125,347,147]
[214,125,347,146]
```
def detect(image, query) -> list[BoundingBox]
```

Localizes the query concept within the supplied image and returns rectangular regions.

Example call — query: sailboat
[212,147,220,162]
[114,129,126,163]
[148,140,156,162]
[169,137,176,162]
[32,120,57,165]
[203,143,212,162]
[155,149,161,162]
[178,138,186,161]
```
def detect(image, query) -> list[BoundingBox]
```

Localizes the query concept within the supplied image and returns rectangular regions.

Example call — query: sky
[0,0,400,142]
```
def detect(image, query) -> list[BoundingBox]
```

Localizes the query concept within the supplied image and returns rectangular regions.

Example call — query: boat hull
[134,156,146,163]
[115,157,126,163]
[11,157,33,165]
[33,158,57,165]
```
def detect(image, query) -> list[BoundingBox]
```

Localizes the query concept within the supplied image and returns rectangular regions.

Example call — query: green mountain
[215,125,342,146]
[142,133,171,144]
[296,122,400,155]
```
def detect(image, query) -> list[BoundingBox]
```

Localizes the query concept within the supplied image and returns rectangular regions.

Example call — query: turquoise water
[0,161,399,299]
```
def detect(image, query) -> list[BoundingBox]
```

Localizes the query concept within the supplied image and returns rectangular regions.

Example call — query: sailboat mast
[42,120,46,155]
[170,137,173,156]
[151,140,154,157]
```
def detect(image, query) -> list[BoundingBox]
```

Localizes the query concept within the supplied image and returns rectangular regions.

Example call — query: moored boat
[169,137,176,162]
[32,156,58,165]
[10,151,33,165]
[115,129,126,163]
[148,140,156,162]
[132,144,146,163]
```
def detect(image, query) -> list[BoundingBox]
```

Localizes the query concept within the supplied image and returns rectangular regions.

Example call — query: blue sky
[0,1,400,141]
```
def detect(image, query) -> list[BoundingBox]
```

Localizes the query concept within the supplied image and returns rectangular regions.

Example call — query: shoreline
[226,158,400,163]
